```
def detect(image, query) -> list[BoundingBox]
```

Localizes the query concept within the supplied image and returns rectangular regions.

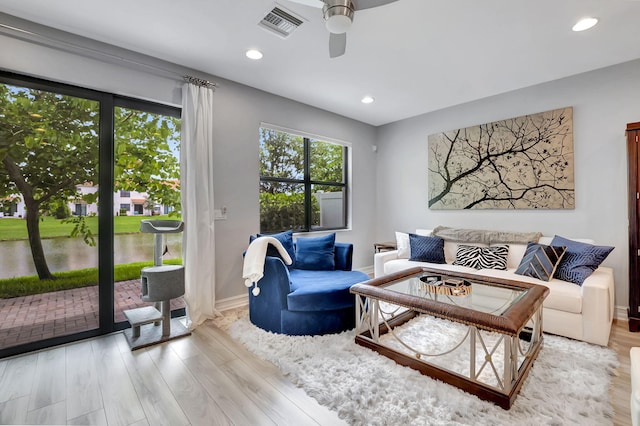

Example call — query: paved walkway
[0,280,185,349]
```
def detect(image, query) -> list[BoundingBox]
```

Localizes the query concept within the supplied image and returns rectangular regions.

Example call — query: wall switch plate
[214,209,227,220]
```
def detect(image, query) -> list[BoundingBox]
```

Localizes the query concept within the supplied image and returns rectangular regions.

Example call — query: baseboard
[216,293,248,312]
[615,305,628,322]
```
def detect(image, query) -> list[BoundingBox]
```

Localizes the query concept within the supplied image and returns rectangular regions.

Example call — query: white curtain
[181,82,218,328]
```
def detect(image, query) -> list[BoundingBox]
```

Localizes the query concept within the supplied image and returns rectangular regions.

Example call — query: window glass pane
[311,185,346,229]
[113,106,183,323]
[260,128,304,180]
[0,82,100,350]
[310,139,344,183]
[260,182,305,233]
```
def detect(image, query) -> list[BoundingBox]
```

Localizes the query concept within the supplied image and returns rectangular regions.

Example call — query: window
[119,190,130,197]
[259,126,348,233]
[120,203,131,211]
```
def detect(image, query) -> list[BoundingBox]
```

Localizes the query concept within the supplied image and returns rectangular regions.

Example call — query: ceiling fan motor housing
[323,0,354,34]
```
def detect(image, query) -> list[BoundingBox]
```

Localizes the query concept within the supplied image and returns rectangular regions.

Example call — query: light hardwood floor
[0,318,637,425]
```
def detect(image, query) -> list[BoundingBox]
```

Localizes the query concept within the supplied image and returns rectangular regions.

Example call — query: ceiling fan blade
[329,32,346,58]
[285,0,325,8]
[352,0,398,10]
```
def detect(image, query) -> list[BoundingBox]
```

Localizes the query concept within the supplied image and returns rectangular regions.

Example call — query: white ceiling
[1,0,639,126]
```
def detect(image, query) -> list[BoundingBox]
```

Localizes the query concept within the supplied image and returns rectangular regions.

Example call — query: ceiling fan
[286,0,399,58]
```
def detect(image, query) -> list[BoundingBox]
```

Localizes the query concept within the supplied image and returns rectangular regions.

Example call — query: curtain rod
[183,75,216,88]
[0,18,217,88]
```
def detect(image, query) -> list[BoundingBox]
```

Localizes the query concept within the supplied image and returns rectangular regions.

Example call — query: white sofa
[374,229,615,346]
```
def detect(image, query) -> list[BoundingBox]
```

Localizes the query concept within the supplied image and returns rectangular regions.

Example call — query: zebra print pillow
[453,245,509,270]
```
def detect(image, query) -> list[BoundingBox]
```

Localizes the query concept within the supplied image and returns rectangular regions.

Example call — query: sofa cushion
[551,235,614,285]
[295,233,336,270]
[252,230,296,269]
[287,269,368,311]
[476,268,583,314]
[453,244,509,270]
[409,234,446,263]
[515,242,567,282]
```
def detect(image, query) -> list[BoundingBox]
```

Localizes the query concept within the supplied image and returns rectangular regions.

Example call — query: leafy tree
[114,106,181,213]
[0,85,100,279]
[0,83,180,280]
[43,197,71,219]
[259,128,303,194]
[310,140,344,183]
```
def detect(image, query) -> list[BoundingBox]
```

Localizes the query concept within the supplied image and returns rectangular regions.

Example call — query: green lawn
[0,258,182,298]
[0,214,181,241]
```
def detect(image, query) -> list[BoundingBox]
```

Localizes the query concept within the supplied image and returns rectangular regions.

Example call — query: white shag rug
[227,313,618,426]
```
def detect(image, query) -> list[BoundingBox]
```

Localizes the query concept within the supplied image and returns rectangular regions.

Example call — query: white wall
[0,32,378,302]
[375,58,640,313]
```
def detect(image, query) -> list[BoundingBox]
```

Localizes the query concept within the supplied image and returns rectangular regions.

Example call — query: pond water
[0,233,182,279]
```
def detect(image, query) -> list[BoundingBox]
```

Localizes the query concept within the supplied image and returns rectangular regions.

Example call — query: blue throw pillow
[250,230,296,269]
[550,235,614,285]
[515,242,566,282]
[295,233,336,270]
[408,234,446,264]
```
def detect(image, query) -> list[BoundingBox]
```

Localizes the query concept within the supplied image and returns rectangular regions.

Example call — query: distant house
[1,182,178,218]
[0,196,25,218]
[113,188,153,216]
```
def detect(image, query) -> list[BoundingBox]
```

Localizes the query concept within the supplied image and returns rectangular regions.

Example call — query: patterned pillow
[408,234,445,263]
[515,243,566,282]
[453,245,509,270]
[551,235,614,285]
[453,244,509,271]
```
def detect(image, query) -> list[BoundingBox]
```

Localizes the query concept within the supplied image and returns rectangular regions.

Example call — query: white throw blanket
[242,236,292,296]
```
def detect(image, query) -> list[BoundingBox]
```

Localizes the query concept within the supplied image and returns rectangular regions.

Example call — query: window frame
[259,123,350,233]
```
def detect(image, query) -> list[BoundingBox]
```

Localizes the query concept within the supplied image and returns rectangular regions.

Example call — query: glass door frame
[111,96,184,330]
[0,71,182,358]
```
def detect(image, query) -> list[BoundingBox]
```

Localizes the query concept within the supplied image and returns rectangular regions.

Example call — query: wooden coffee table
[350,266,549,409]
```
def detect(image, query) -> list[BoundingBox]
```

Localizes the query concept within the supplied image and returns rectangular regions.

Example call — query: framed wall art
[428,107,574,210]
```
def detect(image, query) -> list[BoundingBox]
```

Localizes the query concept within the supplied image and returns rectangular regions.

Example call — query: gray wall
[375,58,640,313]
[0,33,378,303]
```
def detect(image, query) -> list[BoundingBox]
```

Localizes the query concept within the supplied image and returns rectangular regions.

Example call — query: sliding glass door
[0,78,102,354]
[112,100,183,325]
[0,72,181,357]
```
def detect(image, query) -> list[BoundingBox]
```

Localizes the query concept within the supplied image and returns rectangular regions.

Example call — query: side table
[374,241,397,253]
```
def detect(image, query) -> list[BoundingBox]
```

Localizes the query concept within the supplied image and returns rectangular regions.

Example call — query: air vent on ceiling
[259,6,304,38]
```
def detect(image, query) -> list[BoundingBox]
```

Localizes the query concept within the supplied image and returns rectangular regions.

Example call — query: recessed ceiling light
[361,96,374,104]
[572,17,598,32]
[246,49,263,60]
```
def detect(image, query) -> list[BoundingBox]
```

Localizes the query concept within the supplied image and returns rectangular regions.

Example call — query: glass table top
[382,272,528,316]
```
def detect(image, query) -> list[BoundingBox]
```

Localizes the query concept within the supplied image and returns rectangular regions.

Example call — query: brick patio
[0,280,185,349]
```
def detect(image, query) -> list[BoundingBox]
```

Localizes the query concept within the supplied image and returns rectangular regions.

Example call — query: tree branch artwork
[428,107,574,210]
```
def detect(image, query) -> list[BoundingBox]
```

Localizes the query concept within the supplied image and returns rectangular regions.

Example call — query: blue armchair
[247,241,369,335]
